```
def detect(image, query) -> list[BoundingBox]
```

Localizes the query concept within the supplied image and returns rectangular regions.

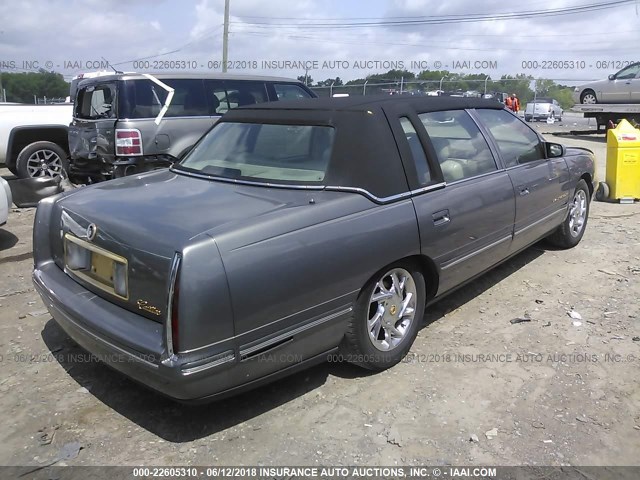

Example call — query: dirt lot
[0,128,638,468]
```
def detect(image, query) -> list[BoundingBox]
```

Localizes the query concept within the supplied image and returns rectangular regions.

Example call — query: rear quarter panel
[211,192,421,351]
[564,147,597,191]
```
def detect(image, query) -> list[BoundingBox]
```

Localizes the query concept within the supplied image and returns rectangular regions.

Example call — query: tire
[340,261,426,370]
[525,116,532,122]
[595,181,609,202]
[15,141,68,179]
[580,90,597,105]
[547,180,590,249]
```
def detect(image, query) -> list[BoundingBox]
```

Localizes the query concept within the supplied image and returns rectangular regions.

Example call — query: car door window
[474,109,545,168]
[399,117,431,185]
[273,83,313,100]
[210,81,268,115]
[615,64,640,80]
[418,110,496,183]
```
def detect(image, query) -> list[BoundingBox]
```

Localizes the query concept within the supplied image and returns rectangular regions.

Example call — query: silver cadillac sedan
[33,96,596,402]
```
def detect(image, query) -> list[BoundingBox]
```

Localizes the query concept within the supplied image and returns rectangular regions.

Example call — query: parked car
[524,98,563,122]
[0,176,12,226]
[573,62,640,104]
[33,96,595,402]
[68,73,317,183]
[0,103,73,179]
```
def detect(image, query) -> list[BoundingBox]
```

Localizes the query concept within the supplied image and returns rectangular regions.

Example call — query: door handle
[432,209,450,227]
[519,187,530,196]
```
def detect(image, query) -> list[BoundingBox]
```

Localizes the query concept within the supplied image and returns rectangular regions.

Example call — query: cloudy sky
[1,0,639,88]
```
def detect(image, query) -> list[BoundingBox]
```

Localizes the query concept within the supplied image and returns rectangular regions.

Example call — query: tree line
[0,70,70,103]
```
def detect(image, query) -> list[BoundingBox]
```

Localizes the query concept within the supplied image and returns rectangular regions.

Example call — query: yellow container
[606,119,640,200]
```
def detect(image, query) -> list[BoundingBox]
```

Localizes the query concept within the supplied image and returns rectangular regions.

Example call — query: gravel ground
[0,128,638,468]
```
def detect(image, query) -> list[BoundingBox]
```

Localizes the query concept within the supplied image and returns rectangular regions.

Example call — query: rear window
[75,83,116,119]
[178,122,335,184]
[119,79,208,119]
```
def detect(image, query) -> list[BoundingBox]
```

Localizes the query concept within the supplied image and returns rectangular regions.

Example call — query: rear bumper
[33,262,345,402]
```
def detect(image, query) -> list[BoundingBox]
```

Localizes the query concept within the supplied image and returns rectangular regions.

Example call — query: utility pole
[222,0,230,73]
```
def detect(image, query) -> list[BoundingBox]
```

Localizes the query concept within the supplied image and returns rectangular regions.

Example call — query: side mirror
[545,142,566,159]
[608,74,616,80]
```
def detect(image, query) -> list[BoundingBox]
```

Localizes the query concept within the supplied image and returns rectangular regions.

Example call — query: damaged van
[68,73,316,182]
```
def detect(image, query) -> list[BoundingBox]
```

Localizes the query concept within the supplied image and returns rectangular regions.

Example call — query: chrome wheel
[581,92,597,104]
[569,189,588,237]
[26,149,63,178]
[367,268,417,351]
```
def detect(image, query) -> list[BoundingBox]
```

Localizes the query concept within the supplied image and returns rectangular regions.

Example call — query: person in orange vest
[509,93,520,113]
[504,95,513,111]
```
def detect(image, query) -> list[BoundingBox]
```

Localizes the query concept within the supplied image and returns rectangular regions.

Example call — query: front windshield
[178,122,335,184]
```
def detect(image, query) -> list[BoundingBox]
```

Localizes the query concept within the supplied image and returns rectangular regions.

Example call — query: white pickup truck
[0,103,73,178]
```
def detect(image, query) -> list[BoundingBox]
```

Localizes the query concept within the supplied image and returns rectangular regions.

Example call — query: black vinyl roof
[219,94,507,199]
[240,94,504,112]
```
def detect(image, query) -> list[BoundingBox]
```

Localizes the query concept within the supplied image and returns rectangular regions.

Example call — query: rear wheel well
[363,255,439,303]
[580,173,594,197]
[8,127,69,168]
[413,255,439,302]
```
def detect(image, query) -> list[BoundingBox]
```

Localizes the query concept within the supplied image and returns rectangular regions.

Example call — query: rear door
[68,82,118,168]
[385,105,516,295]
[473,108,570,252]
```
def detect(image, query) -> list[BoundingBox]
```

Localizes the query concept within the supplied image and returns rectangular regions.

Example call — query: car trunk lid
[50,169,315,322]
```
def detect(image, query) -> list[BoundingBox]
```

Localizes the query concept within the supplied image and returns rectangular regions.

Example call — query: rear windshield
[531,98,552,103]
[75,83,117,119]
[177,122,335,184]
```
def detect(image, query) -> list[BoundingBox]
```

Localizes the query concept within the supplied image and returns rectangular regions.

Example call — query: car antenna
[102,56,123,74]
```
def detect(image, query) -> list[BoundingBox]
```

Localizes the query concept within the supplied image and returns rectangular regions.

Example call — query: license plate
[64,234,129,299]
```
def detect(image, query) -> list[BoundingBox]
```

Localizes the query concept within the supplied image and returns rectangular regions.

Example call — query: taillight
[171,272,180,353]
[167,254,181,355]
[115,129,143,156]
